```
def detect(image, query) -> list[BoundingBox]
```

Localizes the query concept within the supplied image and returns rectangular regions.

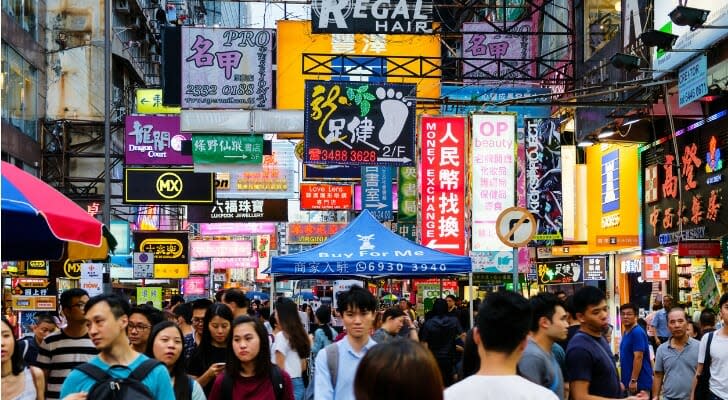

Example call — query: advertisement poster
[181,27,273,109]
[419,116,467,255]
[124,116,191,166]
[304,80,417,166]
[537,260,583,285]
[524,118,563,244]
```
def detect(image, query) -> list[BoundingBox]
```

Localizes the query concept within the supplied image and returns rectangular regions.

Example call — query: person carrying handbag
[691,293,728,400]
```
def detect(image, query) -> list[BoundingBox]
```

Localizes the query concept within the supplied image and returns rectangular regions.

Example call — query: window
[1,42,38,140]
[584,0,621,59]
[2,0,37,38]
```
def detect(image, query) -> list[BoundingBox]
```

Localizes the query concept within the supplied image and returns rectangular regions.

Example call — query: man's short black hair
[191,298,213,311]
[223,289,249,308]
[572,286,606,315]
[34,313,56,326]
[84,294,130,319]
[446,294,457,301]
[382,307,405,322]
[170,294,185,306]
[719,293,728,308]
[476,291,531,354]
[60,288,89,309]
[337,285,377,314]
[700,308,716,327]
[620,302,639,315]
[130,304,165,326]
[173,302,192,324]
[529,293,561,332]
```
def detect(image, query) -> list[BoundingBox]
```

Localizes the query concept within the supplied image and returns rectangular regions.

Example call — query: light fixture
[597,129,617,139]
[610,53,642,71]
[621,117,643,127]
[639,30,678,51]
[669,6,710,30]
[577,138,595,147]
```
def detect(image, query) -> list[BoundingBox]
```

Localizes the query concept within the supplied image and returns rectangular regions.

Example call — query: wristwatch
[630,379,638,383]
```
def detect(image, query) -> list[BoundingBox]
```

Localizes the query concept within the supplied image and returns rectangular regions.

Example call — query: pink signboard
[182,277,206,296]
[211,256,258,269]
[198,222,277,236]
[190,240,253,258]
[124,115,192,165]
[189,259,210,275]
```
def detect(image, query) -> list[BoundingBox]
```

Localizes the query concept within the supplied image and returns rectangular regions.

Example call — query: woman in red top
[209,316,294,400]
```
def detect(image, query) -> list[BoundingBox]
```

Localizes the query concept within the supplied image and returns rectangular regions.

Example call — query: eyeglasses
[127,323,151,332]
[191,318,204,324]
[70,302,86,310]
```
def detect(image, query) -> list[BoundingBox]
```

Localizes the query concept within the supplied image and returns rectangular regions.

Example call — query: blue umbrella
[245,291,270,300]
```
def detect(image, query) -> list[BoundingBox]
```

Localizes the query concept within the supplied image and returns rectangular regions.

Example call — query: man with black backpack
[59,294,175,400]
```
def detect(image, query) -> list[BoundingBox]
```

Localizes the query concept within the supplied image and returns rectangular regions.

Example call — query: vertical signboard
[471,114,516,252]
[525,118,563,244]
[361,166,393,221]
[419,116,467,255]
[181,27,274,109]
[398,166,417,222]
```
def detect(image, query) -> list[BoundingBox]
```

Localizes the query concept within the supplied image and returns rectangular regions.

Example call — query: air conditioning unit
[114,0,130,14]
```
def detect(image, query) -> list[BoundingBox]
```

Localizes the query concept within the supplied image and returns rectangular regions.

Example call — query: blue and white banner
[361,166,393,221]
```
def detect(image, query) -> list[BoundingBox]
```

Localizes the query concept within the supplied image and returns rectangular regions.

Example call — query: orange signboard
[299,183,353,210]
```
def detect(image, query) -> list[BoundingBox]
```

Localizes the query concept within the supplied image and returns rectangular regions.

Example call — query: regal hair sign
[312,0,433,34]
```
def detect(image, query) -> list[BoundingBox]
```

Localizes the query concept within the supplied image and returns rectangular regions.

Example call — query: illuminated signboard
[299,183,353,210]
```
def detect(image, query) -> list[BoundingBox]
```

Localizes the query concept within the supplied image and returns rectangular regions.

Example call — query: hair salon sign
[311,0,433,34]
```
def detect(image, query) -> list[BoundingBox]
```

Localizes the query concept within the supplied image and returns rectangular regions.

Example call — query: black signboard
[311,0,433,34]
[133,231,188,265]
[187,199,288,223]
[304,80,416,166]
[124,168,214,204]
[641,117,728,249]
[537,260,583,285]
[303,164,362,181]
[582,256,607,281]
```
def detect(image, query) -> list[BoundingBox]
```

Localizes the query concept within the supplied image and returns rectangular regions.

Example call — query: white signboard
[471,114,517,252]
[333,280,364,309]
[678,55,708,108]
[80,263,104,296]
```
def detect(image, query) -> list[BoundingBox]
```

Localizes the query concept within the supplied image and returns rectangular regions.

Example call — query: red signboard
[299,183,353,210]
[677,240,722,257]
[419,116,467,255]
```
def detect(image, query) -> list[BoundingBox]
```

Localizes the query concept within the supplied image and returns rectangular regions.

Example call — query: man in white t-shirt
[691,292,728,400]
[444,291,559,400]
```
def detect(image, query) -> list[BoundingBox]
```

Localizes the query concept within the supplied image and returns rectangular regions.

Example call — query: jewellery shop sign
[304,80,416,167]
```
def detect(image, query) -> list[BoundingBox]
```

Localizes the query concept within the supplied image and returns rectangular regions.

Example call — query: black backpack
[220,364,284,400]
[75,359,161,400]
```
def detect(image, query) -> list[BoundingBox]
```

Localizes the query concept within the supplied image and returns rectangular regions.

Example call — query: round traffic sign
[495,207,537,247]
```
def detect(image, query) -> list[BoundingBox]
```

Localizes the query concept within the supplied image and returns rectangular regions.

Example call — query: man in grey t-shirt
[518,293,569,400]
[653,308,699,400]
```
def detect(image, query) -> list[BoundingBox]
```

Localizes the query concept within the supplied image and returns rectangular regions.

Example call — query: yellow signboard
[154,264,189,279]
[135,89,181,114]
[12,296,57,311]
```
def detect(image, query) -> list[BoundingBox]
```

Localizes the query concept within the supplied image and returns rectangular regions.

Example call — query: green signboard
[192,134,264,164]
[398,166,417,222]
[698,265,721,310]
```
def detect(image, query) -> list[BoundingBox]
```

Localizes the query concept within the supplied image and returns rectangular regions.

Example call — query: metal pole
[103,0,111,228]
[468,272,473,329]
[512,247,518,291]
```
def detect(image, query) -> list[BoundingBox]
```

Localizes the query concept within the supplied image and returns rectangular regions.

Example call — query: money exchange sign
[419,116,466,255]
[304,80,416,166]
[181,27,273,109]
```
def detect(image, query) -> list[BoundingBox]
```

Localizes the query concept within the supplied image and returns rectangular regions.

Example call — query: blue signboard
[361,166,393,220]
[678,55,708,108]
[601,150,620,213]
[440,85,551,128]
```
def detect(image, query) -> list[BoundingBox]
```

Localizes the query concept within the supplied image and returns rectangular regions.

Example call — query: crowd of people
[1,285,727,400]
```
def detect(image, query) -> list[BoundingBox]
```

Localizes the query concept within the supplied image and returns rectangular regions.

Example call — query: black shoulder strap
[221,372,234,400]
[704,332,715,367]
[76,363,112,383]
[129,359,163,381]
[270,365,284,400]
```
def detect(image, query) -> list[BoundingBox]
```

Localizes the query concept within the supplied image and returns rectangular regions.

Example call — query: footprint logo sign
[375,87,412,145]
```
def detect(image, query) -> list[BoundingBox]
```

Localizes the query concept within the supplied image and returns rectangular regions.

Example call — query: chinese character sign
[361,166,393,221]
[181,27,273,109]
[471,114,516,252]
[462,21,537,83]
[398,166,417,222]
[311,0,433,34]
[300,183,354,210]
[419,116,467,255]
[525,118,563,244]
[538,260,582,285]
[125,116,191,165]
[304,80,417,166]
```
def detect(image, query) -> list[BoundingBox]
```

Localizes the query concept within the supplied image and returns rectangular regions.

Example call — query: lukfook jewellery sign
[311,0,433,34]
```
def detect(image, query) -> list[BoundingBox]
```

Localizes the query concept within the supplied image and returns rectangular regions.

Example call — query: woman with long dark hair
[1,317,45,400]
[145,321,205,400]
[273,299,310,400]
[310,305,337,362]
[187,303,233,395]
[209,316,294,400]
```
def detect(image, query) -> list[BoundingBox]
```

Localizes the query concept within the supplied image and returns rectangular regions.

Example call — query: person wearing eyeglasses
[183,299,212,361]
[128,305,165,353]
[36,288,98,400]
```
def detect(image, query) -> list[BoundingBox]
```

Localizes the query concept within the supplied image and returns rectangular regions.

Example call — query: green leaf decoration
[358,84,369,94]
[354,93,362,105]
[363,92,376,101]
[346,87,355,100]
[361,100,371,117]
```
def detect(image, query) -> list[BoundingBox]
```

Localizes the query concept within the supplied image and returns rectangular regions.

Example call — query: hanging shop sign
[390,222,417,242]
[80,263,104,296]
[181,27,273,109]
[643,254,669,281]
[124,168,214,204]
[303,164,362,181]
[135,89,181,114]
[462,21,537,83]
[287,222,347,244]
[582,256,607,281]
[621,258,643,274]
[12,296,57,311]
[471,251,514,274]
[182,277,207,296]
[677,240,722,257]
[311,0,433,34]
[419,115,467,255]
[187,199,288,223]
[361,166,393,221]
[190,240,253,258]
[300,183,353,210]
[354,184,397,211]
[189,259,210,275]
[25,260,49,277]
[698,265,721,309]
[11,278,52,297]
[524,118,563,244]
[440,85,551,128]
[210,257,258,269]
[678,55,708,108]
[199,222,277,236]
[537,260,583,285]
[398,167,417,222]
[191,134,264,165]
[216,141,298,199]
[137,287,163,309]
[304,80,416,166]
[133,231,189,279]
[132,252,154,279]
[471,113,516,252]
[641,120,728,249]
[125,116,191,166]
